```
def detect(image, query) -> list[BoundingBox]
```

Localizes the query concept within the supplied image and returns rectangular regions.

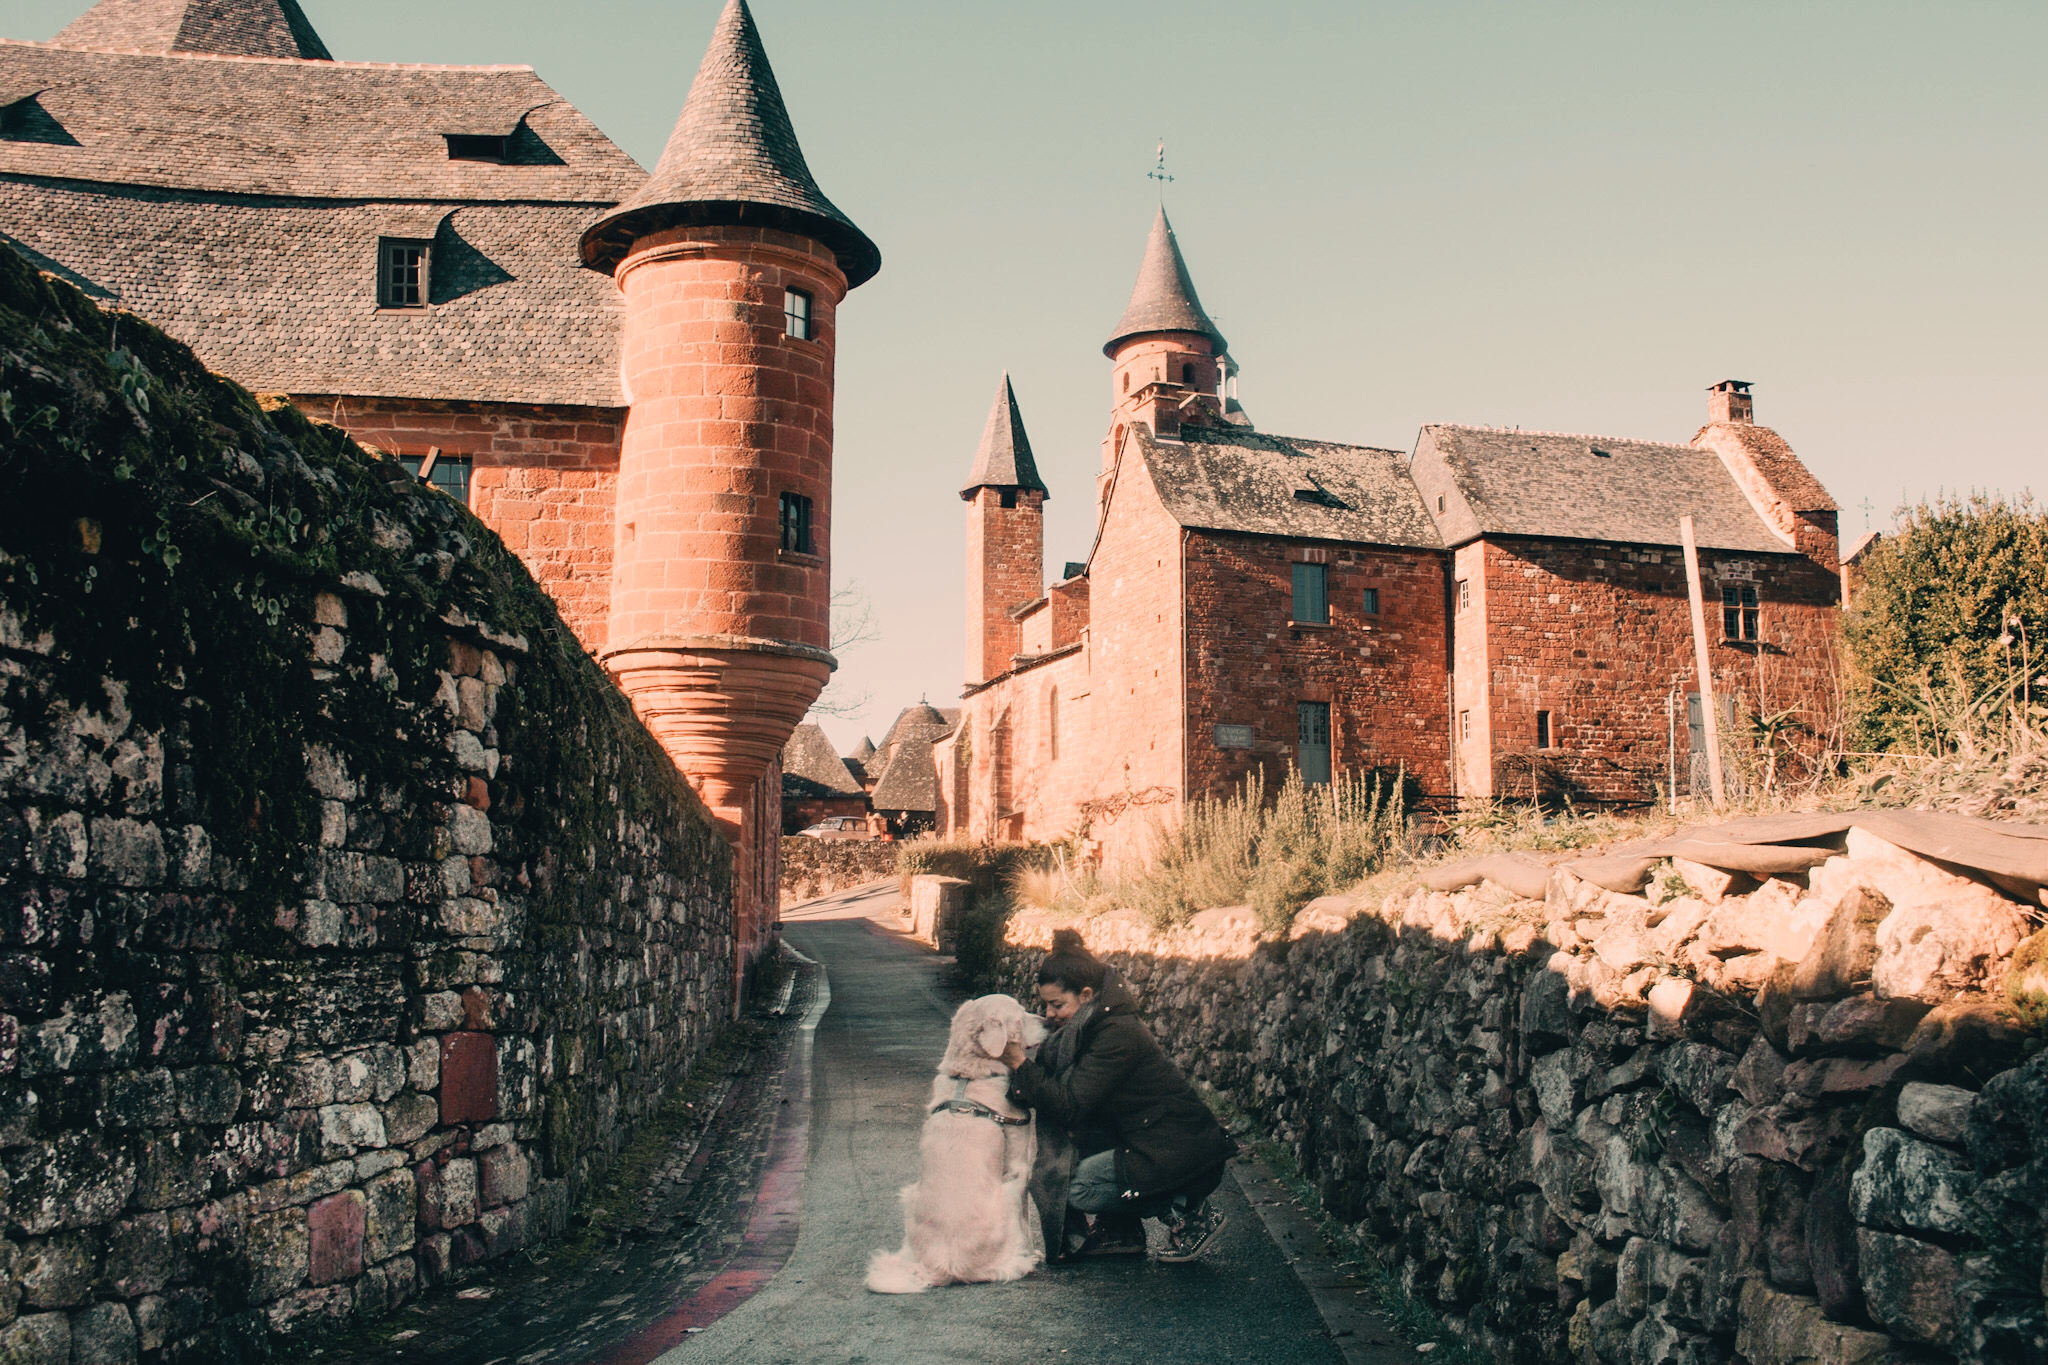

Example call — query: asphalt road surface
[657,885,1345,1365]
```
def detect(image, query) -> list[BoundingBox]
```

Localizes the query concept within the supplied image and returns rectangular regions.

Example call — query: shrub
[1846,495,2048,754]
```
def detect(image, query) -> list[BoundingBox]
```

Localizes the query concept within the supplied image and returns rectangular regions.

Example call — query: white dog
[866,994,1049,1293]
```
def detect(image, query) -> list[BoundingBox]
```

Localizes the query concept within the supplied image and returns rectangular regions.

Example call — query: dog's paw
[865,1249,932,1295]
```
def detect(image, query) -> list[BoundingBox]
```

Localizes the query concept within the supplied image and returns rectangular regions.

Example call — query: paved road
[657,887,1346,1365]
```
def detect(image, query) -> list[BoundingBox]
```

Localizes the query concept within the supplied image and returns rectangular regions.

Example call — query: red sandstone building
[939,214,1842,863]
[1,0,876,991]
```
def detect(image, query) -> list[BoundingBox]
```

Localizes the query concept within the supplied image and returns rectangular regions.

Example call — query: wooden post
[1680,515,1727,807]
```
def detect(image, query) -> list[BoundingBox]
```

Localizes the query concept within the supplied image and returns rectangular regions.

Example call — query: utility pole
[1680,515,1727,808]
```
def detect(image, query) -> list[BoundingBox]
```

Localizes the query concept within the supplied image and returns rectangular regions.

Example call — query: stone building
[940,213,1842,863]
[1,0,878,990]
[779,721,865,834]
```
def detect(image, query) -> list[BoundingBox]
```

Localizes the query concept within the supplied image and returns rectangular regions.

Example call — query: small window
[998,488,1017,509]
[1291,563,1328,624]
[1361,587,1380,616]
[1182,363,1195,385]
[1298,702,1331,785]
[1536,710,1553,749]
[444,133,508,162]
[1049,687,1060,761]
[779,491,814,554]
[1123,373,1131,393]
[784,289,812,340]
[1460,709,1472,742]
[1456,578,1471,611]
[379,239,429,308]
[1721,584,1759,640]
[1437,494,1446,513]
[400,452,473,506]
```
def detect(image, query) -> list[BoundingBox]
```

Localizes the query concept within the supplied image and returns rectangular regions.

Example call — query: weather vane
[1149,140,1173,196]
[1859,495,1874,531]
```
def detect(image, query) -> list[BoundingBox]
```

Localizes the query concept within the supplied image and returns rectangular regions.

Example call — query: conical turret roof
[579,0,878,285]
[1104,207,1224,357]
[56,0,332,60]
[960,372,1048,500]
[849,736,876,762]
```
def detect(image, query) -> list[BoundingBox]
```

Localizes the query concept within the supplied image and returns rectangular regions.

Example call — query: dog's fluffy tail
[866,1247,933,1295]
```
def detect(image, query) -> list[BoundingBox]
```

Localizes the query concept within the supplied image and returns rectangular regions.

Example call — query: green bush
[1846,495,2048,753]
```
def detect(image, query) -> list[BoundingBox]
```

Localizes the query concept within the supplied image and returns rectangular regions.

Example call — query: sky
[17,1,2047,752]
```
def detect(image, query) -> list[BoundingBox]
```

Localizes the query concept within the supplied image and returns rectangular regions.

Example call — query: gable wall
[1471,536,1841,803]
[1185,532,1450,800]
[296,395,623,652]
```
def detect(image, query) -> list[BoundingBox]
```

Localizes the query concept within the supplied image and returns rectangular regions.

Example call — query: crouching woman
[1000,929,1236,1262]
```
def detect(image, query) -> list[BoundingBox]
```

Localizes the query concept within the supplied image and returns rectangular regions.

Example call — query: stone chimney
[1707,380,1754,425]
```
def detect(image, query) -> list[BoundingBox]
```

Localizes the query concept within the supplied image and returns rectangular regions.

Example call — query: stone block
[90,818,166,888]
[0,1239,15,1323]
[415,1232,453,1284]
[1735,1278,1914,1365]
[381,1092,437,1146]
[130,1127,210,1211]
[262,1285,353,1336]
[908,875,971,951]
[439,1031,498,1124]
[1905,996,2027,1072]
[448,804,493,856]
[0,1312,69,1364]
[479,1142,529,1208]
[1805,1167,1862,1324]
[416,1157,477,1230]
[18,1232,95,1309]
[476,1200,526,1259]
[1856,1229,1957,1347]
[1657,1041,1735,1117]
[318,1102,386,1152]
[1891,1081,1973,1146]
[250,1158,353,1213]
[131,1289,209,1353]
[103,1211,173,1297]
[5,1132,137,1232]
[363,1168,416,1263]
[67,1301,136,1365]
[97,1068,177,1127]
[243,1207,309,1304]
[307,1190,365,1286]
[1851,1128,1976,1236]
[20,993,139,1077]
[1731,1036,1788,1107]
[1792,886,1888,1000]
[1672,857,1740,904]
[173,1065,242,1124]
[406,1038,439,1091]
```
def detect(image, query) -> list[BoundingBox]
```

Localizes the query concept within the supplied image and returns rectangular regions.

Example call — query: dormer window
[0,97,30,138]
[784,289,812,340]
[444,133,508,162]
[378,239,430,309]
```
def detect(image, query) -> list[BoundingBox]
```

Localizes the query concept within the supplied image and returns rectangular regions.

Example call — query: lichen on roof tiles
[56,0,333,62]
[781,721,861,796]
[1135,424,1442,549]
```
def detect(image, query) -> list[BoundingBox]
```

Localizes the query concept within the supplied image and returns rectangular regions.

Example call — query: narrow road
[657,886,1346,1365]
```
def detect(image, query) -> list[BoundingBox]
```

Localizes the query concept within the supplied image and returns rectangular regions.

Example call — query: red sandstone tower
[962,373,1048,684]
[1101,207,1232,502]
[580,0,879,994]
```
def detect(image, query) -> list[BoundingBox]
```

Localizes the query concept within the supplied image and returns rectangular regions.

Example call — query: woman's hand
[999,1040,1027,1070]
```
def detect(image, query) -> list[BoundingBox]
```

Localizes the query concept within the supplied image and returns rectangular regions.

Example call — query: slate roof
[0,182,626,406]
[781,721,862,797]
[0,31,643,406]
[878,702,947,756]
[1104,207,1224,357]
[960,371,1047,498]
[0,45,644,201]
[870,725,949,814]
[848,736,876,763]
[579,0,877,287]
[1413,426,1792,555]
[1131,424,1442,549]
[55,0,332,61]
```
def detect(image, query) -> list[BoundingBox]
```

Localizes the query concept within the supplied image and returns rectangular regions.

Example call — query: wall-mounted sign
[1214,724,1255,749]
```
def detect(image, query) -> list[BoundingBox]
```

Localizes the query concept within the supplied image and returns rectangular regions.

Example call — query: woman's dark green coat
[1007,975,1235,1197]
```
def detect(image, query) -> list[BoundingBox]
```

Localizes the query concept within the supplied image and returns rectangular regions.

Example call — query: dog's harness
[931,1076,1030,1127]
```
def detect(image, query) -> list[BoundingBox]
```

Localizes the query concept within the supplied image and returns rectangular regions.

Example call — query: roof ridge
[9,39,536,72]
[1429,422,1698,450]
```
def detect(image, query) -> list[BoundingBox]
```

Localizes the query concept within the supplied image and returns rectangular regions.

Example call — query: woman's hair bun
[1048,928,1089,957]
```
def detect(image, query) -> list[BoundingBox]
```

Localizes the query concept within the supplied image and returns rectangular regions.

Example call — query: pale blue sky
[17,1,2046,751]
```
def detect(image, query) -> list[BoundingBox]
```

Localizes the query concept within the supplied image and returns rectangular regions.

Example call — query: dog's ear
[975,1016,1010,1059]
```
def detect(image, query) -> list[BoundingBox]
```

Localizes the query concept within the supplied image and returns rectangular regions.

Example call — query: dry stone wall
[777,836,895,906]
[0,247,733,1362]
[998,833,2047,1365]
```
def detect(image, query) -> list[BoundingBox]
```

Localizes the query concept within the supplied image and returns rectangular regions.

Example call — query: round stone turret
[582,0,878,843]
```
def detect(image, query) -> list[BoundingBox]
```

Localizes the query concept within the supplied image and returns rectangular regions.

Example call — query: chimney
[1707,380,1754,425]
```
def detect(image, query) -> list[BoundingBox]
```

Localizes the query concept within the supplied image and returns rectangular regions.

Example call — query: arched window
[1049,687,1060,760]
[1122,372,1131,393]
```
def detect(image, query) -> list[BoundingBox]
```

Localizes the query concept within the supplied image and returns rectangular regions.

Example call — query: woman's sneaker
[1157,1205,1226,1263]
[1077,1212,1146,1257]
